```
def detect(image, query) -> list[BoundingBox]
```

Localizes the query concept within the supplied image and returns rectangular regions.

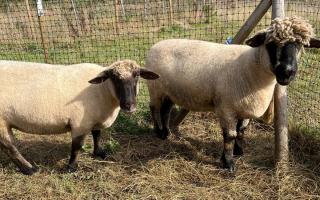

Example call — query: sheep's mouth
[276,77,293,85]
[274,67,297,86]
[120,105,137,114]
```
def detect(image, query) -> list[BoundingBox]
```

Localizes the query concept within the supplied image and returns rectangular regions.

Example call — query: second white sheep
[145,17,320,171]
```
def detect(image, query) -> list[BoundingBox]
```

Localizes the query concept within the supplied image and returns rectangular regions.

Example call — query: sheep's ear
[305,37,320,48]
[245,32,266,47]
[88,69,112,84]
[139,68,160,80]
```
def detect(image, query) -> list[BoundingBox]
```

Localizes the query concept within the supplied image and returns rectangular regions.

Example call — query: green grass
[290,124,320,139]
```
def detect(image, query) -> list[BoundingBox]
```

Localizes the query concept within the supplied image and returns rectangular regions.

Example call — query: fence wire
[0,0,319,133]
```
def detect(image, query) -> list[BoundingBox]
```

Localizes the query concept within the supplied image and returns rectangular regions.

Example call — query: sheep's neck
[231,46,277,118]
[96,81,121,127]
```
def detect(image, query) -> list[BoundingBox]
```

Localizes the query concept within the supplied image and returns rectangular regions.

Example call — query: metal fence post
[36,0,49,63]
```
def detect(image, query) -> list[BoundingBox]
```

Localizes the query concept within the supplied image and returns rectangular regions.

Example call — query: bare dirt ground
[0,113,319,199]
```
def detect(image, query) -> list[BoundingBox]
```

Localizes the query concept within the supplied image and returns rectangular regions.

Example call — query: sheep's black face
[113,69,160,113]
[266,42,299,85]
[246,18,320,85]
[89,67,159,113]
[111,73,139,113]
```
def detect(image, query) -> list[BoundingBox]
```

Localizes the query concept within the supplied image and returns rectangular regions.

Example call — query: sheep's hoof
[170,126,182,138]
[20,166,38,175]
[233,144,244,156]
[157,133,168,140]
[66,163,78,173]
[93,149,107,159]
[155,129,167,140]
[156,131,169,140]
[154,127,164,139]
[170,126,178,133]
[156,127,171,140]
[221,155,236,173]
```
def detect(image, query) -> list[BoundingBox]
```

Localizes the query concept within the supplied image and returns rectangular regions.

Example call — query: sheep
[145,17,320,171]
[0,59,159,175]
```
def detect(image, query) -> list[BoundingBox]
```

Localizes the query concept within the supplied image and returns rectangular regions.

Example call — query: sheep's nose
[125,102,131,108]
[278,64,296,77]
[285,66,296,77]
[124,102,136,113]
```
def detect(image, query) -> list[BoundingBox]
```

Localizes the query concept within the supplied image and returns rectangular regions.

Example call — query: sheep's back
[145,39,256,111]
[0,61,105,133]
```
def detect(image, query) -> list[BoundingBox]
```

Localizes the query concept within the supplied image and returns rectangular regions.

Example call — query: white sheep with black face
[145,17,320,171]
[0,59,159,175]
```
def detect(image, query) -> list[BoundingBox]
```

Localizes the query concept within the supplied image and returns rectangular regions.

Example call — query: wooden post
[5,1,15,39]
[114,0,120,34]
[232,0,288,164]
[272,0,289,164]
[25,0,35,40]
[272,0,285,19]
[193,0,198,23]
[168,0,174,25]
[232,0,272,44]
[36,0,49,63]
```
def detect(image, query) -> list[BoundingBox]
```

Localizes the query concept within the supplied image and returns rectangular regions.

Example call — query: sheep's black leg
[158,96,173,140]
[0,127,37,175]
[233,119,248,156]
[92,130,107,159]
[150,105,162,137]
[171,108,189,127]
[67,134,86,172]
[221,130,236,172]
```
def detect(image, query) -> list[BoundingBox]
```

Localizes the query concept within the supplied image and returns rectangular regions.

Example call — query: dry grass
[0,1,319,199]
[0,113,319,199]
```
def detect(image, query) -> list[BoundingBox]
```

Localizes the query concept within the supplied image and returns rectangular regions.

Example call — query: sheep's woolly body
[265,16,314,46]
[111,59,140,79]
[146,39,276,122]
[0,61,120,137]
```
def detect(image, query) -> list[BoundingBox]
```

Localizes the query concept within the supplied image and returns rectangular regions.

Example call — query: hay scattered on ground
[0,113,319,199]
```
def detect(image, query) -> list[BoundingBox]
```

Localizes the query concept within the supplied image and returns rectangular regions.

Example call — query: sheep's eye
[133,72,140,78]
[297,44,303,51]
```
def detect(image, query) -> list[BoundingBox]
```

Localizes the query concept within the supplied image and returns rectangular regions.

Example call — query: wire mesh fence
[0,0,319,133]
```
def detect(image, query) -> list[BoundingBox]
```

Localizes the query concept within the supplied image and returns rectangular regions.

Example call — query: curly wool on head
[110,59,140,79]
[265,16,314,46]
